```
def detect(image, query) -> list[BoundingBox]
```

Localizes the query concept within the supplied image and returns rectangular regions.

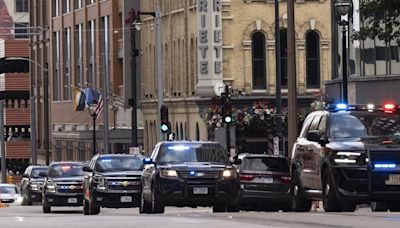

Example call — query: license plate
[121,196,132,202]
[385,174,400,185]
[254,177,273,184]
[193,187,208,195]
[68,198,77,204]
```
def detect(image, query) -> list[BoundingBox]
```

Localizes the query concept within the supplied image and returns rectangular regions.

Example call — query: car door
[293,116,314,189]
[21,166,31,195]
[142,143,161,198]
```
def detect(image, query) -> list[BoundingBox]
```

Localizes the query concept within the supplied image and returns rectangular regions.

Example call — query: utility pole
[155,6,163,142]
[275,0,282,115]
[1,101,5,183]
[287,0,297,158]
[43,63,50,165]
[31,96,37,165]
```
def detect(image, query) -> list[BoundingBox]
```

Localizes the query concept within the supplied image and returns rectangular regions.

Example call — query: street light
[335,0,353,104]
[88,105,97,156]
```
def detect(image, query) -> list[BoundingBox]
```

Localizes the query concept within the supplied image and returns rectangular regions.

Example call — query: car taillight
[280,176,291,184]
[240,174,254,181]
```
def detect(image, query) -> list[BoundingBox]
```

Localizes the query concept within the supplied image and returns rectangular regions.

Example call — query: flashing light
[100,159,112,163]
[367,104,375,109]
[143,158,153,164]
[222,169,235,178]
[336,103,348,110]
[167,145,190,151]
[240,175,254,181]
[384,103,396,113]
[189,171,196,176]
[61,166,71,171]
[374,163,396,169]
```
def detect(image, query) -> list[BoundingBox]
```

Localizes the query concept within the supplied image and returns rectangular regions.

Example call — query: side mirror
[82,166,93,172]
[143,158,154,165]
[38,172,47,177]
[22,173,29,178]
[307,130,328,146]
[233,159,242,165]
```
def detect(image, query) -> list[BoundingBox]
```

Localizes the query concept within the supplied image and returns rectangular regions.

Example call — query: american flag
[94,94,104,118]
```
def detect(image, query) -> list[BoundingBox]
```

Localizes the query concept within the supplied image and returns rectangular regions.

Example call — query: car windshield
[95,156,143,172]
[330,112,400,139]
[48,164,84,177]
[242,157,289,172]
[157,143,229,164]
[31,168,48,178]
[0,186,18,194]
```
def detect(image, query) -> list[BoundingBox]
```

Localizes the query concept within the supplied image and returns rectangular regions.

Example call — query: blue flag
[84,88,101,106]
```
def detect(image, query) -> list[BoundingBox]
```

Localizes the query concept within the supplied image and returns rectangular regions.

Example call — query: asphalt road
[1,205,400,228]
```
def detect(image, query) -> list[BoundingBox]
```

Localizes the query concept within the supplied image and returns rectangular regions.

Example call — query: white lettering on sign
[196,0,223,97]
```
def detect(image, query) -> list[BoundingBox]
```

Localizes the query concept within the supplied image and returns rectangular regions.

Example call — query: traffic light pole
[0,101,6,183]
[226,123,231,155]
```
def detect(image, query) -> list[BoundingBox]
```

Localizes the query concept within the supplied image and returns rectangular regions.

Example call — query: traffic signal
[222,88,232,124]
[265,114,274,134]
[160,105,170,133]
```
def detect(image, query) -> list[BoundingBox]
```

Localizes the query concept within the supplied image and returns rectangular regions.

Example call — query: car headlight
[46,182,57,192]
[159,169,178,178]
[95,177,106,190]
[222,169,237,179]
[15,196,24,204]
[333,151,367,165]
[30,183,38,191]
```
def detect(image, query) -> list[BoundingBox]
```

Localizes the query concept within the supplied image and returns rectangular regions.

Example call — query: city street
[1,205,400,228]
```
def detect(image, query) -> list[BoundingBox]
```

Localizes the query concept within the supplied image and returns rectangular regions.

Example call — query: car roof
[159,140,220,144]
[242,154,288,159]
[50,161,84,165]
[98,154,143,158]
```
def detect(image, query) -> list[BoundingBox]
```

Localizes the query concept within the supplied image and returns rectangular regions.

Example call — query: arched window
[306,31,320,88]
[280,29,288,87]
[180,123,184,140]
[251,32,266,89]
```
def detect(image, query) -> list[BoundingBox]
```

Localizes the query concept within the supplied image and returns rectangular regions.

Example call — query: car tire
[42,199,51,214]
[371,202,388,212]
[341,202,356,212]
[90,200,100,215]
[151,186,164,214]
[389,203,400,212]
[83,199,91,215]
[227,203,240,212]
[291,181,311,212]
[139,188,152,214]
[213,203,226,213]
[322,171,342,212]
[26,195,33,206]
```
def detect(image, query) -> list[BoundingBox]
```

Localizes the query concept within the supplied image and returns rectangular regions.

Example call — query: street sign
[273,137,279,155]
[129,147,140,155]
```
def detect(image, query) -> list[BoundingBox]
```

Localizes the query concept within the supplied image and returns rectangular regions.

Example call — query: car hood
[95,171,142,177]
[328,136,400,151]
[158,162,228,170]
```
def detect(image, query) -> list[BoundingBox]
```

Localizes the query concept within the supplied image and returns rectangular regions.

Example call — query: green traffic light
[161,124,169,133]
[224,116,232,123]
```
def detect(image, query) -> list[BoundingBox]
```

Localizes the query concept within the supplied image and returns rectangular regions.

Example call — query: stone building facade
[139,0,332,154]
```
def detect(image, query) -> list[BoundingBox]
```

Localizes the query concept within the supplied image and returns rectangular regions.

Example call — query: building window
[75,0,83,9]
[75,24,83,87]
[14,23,28,39]
[63,28,72,100]
[52,0,60,17]
[15,0,28,12]
[66,141,73,160]
[280,29,288,88]
[87,0,95,5]
[306,31,320,88]
[87,20,96,86]
[63,0,70,13]
[53,31,61,101]
[251,32,266,89]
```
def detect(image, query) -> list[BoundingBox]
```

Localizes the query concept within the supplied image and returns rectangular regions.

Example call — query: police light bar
[167,145,190,151]
[374,163,397,170]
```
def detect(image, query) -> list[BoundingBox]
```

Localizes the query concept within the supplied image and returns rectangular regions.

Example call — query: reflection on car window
[31,168,48,178]
[0,186,18,194]
[157,143,229,164]
[95,156,143,172]
[330,113,400,138]
[49,164,84,177]
[243,157,289,172]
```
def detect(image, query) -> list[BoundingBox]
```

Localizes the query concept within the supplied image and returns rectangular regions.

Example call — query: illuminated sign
[196,0,223,97]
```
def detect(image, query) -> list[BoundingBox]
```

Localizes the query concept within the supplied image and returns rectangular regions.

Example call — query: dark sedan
[236,154,291,211]
[20,165,48,205]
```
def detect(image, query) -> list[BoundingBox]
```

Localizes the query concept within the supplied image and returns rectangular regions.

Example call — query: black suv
[42,162,85,213]
[291,104,400,212]
[82,154,144,215]
[140,141,240,213]
[235,154,291,211]
[21,165,48,205]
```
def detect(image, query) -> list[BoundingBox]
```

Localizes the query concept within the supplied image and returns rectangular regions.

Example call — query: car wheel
[213,203,226,213]
[140,187,152,214]
[151,186,164,214]
[26,195,33,206]
[42,199,51,214]
[227,203,240,212]
[341,202,356,212]
[322,171,342,212]
[371,202,388,212]
[291,182,311,212]
[389,203,400,212]
[90,199,100,215]
[83,199,91,215]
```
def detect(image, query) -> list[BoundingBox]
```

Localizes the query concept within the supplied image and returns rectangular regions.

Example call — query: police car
[291,103,400,212]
